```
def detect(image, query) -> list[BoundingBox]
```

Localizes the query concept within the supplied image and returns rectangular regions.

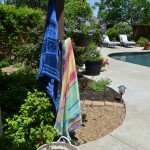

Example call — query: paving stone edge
[81,100,125,108]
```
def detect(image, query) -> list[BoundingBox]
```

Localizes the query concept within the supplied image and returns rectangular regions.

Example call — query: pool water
[109,52,150,67]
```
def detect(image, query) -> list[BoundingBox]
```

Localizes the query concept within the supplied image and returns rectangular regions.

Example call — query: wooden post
[56,0,64,40]
[0,107,3,135]
[56,0,64,93]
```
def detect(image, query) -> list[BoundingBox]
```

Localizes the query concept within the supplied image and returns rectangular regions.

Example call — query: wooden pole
[56,0,64,94]
[0,107,3,135]
[56,0,64,40]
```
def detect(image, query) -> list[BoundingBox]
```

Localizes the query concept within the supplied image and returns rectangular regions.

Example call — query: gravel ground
[71,75,126,145]
[74,104,125,145]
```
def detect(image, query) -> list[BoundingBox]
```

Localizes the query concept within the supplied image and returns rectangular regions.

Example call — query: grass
[88,78,111,93]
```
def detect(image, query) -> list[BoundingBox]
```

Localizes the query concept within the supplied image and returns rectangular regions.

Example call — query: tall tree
[95,0,150,25]
[64,0,92,34]
[5,0,49,10]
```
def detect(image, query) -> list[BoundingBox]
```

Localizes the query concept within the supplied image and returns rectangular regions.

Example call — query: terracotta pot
[143,43,150,50]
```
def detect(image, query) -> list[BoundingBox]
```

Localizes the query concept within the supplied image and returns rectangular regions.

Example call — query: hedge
[0,4,44,56]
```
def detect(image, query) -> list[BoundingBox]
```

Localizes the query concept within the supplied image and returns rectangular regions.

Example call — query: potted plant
[65,16,98,47]
[144,42,150,50]
[137,37,150,50]
[73,17,95,47]
[84,42,103,75]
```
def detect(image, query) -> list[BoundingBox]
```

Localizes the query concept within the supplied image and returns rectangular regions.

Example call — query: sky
[87,0,99,17]
[0,0,4,4]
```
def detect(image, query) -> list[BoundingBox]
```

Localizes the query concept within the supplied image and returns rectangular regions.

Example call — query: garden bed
[0,67,125,147]
[71,75,126,145]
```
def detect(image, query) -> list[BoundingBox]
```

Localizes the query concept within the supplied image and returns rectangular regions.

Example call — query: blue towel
[37,0,60,112]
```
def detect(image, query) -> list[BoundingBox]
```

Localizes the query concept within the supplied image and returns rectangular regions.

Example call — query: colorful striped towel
[37,0,60,112]
[54,38,82,138]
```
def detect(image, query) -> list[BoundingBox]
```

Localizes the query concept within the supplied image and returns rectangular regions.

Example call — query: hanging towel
[37,0,60,112]
[54,38,82,138]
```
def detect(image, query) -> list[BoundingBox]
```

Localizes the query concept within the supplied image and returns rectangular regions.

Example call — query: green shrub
[4,90,56,149]
[73,46,86,67]
[114,22,133,40]
[0,134,17,150]
[16,43,41,68]
[106,27,119,40]
[0,69,38,122]
[0,5,44,56]
[86,42,97,51]
[137,37,149,46]
[106,22,133,40]
[0,59,10,68]
[83,42,103,61]
[73,42,102,67]
[89,78,111,93]
[92,24,101,44]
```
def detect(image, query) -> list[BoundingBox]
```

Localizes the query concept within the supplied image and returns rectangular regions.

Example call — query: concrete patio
[79,46,150,150]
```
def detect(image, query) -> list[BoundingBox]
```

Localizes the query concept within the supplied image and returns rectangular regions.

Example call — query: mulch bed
[71,75,126,145]
[79,75,123,103]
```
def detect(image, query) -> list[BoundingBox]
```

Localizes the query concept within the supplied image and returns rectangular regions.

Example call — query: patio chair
[102,35,120,48]
[119,34,135,47]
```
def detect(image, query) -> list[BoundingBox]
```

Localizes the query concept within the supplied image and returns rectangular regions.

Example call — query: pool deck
[79,46,150,150]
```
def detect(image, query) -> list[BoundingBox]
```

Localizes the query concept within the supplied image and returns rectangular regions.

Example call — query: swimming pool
[109,52,150,67]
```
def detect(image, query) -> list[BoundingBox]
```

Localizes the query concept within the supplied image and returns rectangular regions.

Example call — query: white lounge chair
[102,35,120,48]
[119,34,135,47]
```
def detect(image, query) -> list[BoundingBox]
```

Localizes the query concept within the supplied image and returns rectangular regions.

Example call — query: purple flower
[73,29,82,34]
[77,16,83,21]
[88,29,96,36]
[77,16,85,24]
[88,33,93,36]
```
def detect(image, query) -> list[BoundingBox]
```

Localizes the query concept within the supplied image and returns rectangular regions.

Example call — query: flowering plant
[85,51,103,61]
[74,16,96,37]
[65,16,98,39]
[102,58,109,67]
[84,42,103,61]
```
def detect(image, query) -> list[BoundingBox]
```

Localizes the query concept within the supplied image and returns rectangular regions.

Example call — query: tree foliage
[65,0,92,20]
[106,22,133,40]
[95,0,150,25]
[5,0,49,10]
[64,0,93,37]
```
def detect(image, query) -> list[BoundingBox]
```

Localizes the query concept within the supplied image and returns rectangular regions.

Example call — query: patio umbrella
[37,0,60,112]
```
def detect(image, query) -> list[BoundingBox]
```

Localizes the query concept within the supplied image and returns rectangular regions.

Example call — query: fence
[132,25,150,41]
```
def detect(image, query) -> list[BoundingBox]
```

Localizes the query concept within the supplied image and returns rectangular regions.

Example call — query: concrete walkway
[79,46,150,150]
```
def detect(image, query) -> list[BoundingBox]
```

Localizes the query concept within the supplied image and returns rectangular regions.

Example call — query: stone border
[81,100,125,108]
